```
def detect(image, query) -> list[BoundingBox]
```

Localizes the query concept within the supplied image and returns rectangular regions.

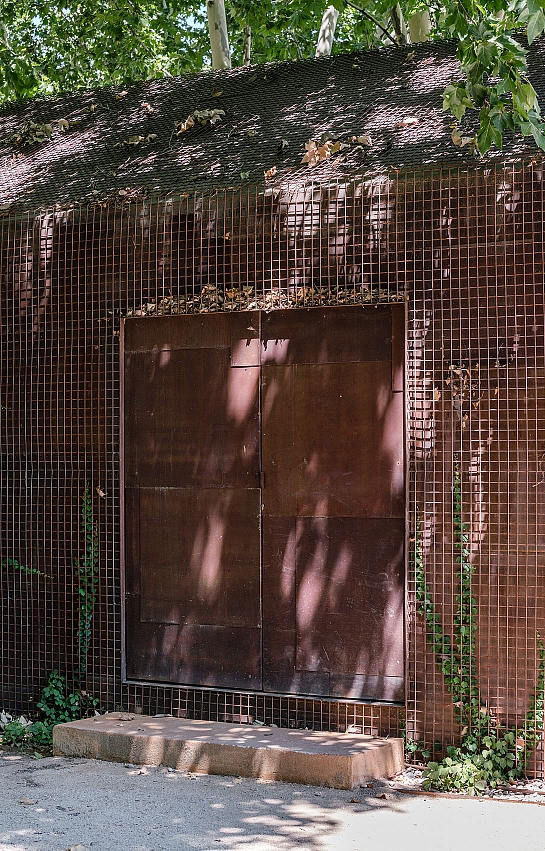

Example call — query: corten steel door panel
[294,517,404,700]
[261,361,404,518]
[260,305,394,365]
[124,349,260,488]
[125,596,261,688]
[123,311,260,359]
[123,314,261,688]
[138,487,261,627]
[261,305,405,701]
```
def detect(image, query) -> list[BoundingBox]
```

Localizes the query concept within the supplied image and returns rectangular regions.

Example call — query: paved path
[1,751,545,851]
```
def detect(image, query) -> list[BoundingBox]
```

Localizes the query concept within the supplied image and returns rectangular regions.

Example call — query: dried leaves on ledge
[123,285,408,318]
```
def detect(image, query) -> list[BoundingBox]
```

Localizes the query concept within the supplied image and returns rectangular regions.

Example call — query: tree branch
[344,0,398,45]
[316,5,340,57]
[390,3,410,45]
[243,24,251,65]
[288,29,304,60]
[207,0,231,69]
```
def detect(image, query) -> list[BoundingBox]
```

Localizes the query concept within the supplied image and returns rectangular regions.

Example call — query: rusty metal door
[261,305,405,701]
[122,304,405,700]
[122,312,262,688]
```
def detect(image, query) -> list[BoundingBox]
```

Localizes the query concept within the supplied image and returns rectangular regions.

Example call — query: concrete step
[53,713,403,790]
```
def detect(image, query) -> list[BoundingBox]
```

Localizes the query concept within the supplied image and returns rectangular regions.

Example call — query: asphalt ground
[1,750,545,851]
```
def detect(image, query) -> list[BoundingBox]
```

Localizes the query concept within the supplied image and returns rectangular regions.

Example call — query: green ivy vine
[413,459,545,794]
[75,482,99,676]
[1,557,45,577]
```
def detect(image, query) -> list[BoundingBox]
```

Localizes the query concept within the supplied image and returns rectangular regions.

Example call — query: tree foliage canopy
[1,0,545,154]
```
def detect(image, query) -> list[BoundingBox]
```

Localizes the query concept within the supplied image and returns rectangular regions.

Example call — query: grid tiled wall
[1,161,544,772]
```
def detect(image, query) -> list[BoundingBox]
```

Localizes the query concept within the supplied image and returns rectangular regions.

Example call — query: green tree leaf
[527,8,545,43]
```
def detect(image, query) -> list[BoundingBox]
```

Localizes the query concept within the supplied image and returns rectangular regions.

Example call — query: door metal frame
[120,304,408,705]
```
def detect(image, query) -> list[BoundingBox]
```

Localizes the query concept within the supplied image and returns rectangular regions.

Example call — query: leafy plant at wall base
[0,671,99,750]
[36,670,96,726]
[1,720,30,747]
[28,720,54,750]
[414,460,545,794]
[404,737,431,761]
[33,670,99,748]
[75,483,99,675]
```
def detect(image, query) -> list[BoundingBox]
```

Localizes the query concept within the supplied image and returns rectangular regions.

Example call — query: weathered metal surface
[124,316,261,687]
[294,518,404,674]
[124,348,260,489]
[260,305,394,365]
[261,360,404,518]
[137,487,261,627]
[261,306,405,700]
[124,305,405,700]
[295,517,405,699]
[261,517,405,700]
[125,595,262,689]
[123,312,260,361]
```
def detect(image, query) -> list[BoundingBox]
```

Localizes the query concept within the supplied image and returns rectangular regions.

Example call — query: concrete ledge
[53,713,403,790]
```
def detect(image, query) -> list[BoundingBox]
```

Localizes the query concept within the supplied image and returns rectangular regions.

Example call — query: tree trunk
[409,10,431,43]
[243,25,252,66]
[207,0,231,70]
[316,5,340,57]
[390,4,410,45]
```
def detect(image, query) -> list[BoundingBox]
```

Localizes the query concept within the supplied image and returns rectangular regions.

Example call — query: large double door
[122,304,405,701]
